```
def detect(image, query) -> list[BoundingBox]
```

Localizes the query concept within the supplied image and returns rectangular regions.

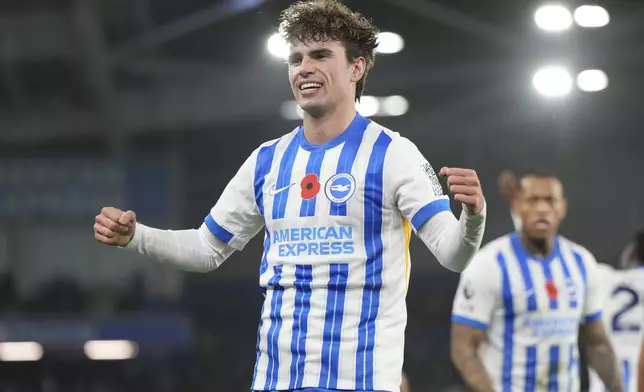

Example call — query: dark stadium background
[0,0,642,390]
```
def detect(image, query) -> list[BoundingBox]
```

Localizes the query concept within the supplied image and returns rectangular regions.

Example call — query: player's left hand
[440,167,485,215]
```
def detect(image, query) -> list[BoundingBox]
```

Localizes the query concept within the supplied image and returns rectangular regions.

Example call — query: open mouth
[299,82,323,92]
[533,219,551,229]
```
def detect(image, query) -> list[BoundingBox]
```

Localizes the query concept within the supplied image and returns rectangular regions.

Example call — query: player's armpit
[580,320,625,392]
[450,323,495,392]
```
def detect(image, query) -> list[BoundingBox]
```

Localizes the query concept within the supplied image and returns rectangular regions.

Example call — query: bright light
[279,95,409,120]
[375,32,404,54]
[381,95,409,116]
[577,69,608,92]
[532,66,573,97]
[356,96,380,117]
[267,33,289,59]
[574,5,610,27]
[84,340,138,360]
[534,5,573,31]
[0,342,43,361]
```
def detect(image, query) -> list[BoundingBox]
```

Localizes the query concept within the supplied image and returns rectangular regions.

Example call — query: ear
[350,56,366,83]
[560,197,568,220]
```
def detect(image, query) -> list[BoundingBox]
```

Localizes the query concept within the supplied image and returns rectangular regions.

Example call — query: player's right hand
[94,207,137,247]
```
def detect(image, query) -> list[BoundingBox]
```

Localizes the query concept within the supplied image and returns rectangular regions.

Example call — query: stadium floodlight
[356,96,380,117]
[532,66,573,97]
[574,5,610,28]
[534,5,573,31]
[0,342,43,361]
[267,33,289,59]
[381,95,409,116]
[84,340,138,360]
[577,69,608,92]
[280,95,409,120]
[375,32,404,54]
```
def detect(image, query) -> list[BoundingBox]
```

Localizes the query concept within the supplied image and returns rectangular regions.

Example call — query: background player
[450,170,624,391]
[93,1,487,391]
[589,230,644,392]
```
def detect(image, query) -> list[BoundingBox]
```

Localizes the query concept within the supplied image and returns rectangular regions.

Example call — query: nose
[534,199,551,214]
[298,56,315,77]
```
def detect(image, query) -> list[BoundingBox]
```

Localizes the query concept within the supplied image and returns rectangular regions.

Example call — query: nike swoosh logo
[268,183,295,196]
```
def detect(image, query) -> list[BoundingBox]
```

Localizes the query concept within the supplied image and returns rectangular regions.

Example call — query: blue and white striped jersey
[202,113,450,391]
[589,264,644,392]
[451,233,603,392]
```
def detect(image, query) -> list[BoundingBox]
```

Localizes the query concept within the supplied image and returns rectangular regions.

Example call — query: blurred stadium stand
[0,0,642,390]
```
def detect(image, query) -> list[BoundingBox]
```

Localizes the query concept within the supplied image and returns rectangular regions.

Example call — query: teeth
[300,83,322,90]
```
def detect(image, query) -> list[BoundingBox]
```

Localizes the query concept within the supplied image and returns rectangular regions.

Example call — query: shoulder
[560,236,598,264]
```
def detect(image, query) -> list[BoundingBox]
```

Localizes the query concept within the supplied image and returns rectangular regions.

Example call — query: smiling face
[287,39,365,118]
[515,176,567,241]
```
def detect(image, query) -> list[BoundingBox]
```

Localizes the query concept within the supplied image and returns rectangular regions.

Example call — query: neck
[302,102,357,145]
[519,231,556,258]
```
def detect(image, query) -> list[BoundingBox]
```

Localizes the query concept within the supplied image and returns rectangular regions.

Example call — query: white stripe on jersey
[589,265,644,392]
[452,233,604,392]
[206,113,450,391]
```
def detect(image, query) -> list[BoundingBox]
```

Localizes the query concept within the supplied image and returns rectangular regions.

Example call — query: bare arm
[580,320,624,392]
[450,323,495,392]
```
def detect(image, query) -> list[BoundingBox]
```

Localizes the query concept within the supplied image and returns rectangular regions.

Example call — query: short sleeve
[451,252,501,331]
[200,148,264,251]
[385,137,451,232]
[580,250,604,323]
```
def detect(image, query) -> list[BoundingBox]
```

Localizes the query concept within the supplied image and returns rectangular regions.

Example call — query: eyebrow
[288,48,334,62]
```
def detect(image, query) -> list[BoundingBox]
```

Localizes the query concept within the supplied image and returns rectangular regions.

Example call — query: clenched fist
[94,207,137,246]
[440,167,485,215]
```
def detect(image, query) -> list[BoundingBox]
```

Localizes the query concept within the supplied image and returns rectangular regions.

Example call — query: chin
[300,102,327,118]
[525,229,554,241]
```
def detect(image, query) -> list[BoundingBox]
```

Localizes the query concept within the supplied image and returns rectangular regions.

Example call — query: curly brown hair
[278,0,379,101]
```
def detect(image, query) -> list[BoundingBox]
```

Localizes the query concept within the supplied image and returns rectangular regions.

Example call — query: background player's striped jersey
[588,264,644,392]
[202,114,449,391]
[451,233,603,392]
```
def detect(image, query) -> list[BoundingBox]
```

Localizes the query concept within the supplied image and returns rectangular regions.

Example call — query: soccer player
[450,170,624,392]
[93,1,487,391]
[598,229,644,392]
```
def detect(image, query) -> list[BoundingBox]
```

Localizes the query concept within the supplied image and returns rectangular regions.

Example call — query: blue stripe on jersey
[204,214,234,243]
[300,149,326,217]
[260,232,270,277]
[355,131,391,391]
[272,136,300,220]
[541,261,558,310]
[451,315,488,330]
[319,264,349,389]
[251,302,266,389]
[254,140,280,216]
[330,116,369,217]
[289,265,313,389]
[573,251,587,285]
[558,252,578,308]
[264,265,285,391]
[584,311,602,323]
[548,345,560,392]
[524,346,537,392]
[410,199,451,231]
[567,343,575,392]
[510,235,538,312]
[497,252,514,392]
[623,359,631,391]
